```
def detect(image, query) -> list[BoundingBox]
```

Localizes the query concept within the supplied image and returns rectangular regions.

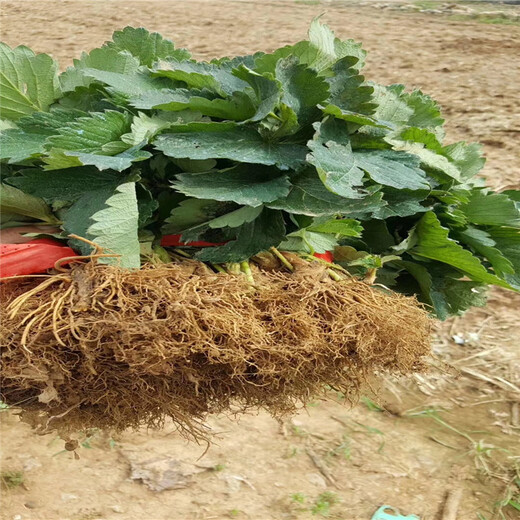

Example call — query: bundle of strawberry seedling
[1,21,519,436]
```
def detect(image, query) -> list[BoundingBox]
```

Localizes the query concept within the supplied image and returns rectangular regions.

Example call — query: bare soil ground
[0,1,519,519]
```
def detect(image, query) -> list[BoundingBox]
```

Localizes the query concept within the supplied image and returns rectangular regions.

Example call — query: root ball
[0,261,432,438]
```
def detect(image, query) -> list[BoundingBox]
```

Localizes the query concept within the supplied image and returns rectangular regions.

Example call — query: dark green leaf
[196,208,286,262]
[154,124,307,170]
[172,164,291,206]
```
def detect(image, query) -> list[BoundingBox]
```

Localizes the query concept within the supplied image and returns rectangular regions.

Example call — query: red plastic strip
[0,240,76,278]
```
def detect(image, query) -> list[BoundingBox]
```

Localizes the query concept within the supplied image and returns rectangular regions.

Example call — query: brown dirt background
[0,1,519,519]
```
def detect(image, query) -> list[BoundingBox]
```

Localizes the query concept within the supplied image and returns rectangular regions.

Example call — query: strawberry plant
[2,21,518,435]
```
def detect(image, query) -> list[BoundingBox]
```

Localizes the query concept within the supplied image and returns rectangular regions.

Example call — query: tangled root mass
[0,261,432,438]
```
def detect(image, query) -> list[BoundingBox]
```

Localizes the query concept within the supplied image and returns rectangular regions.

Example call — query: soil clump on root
[0,261,432,438]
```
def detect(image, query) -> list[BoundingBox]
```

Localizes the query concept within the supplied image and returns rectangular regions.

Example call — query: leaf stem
[211,263,226,273]
[327,269,343,282]
[270,247,294,271]
[240,260,255,287]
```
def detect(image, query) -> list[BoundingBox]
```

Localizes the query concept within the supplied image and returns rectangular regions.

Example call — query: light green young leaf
[282,229,339,254]
[320,103,385,128]
[388,136,462,181]
[255,18,366,76]
[87,181,141,268]
[1,183,58,223]
[442,141,485,180]
[62,147,152,172]
[371,84,414,128]
[0,43,60,120]
[402,90,444,130]
[121,112,175,145]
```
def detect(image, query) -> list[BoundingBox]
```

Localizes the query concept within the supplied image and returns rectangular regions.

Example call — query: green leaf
[179,205,263,243]
[172,164,291,206]
[460,190,520,227]
[282,229,339,254]
[105,26,190,66]
[82,68,166,97]
[307,137,365,198]
[59,47,140,93]
[0,130,47,163]
[59,147,152,172]
[308,119,429,195]
[232,65,281,122]
[308,217,363,236]
[0,183,57,223]
[6,167,120,203]
[154,123,307,170]
[307,119,364,198]
[372,188,430,219]
[486,227,520,290]
[411,211,509,287]
[0,109,86,162]
[0,43,60,120]
[457,227,515,280]
[355,150,430,190]
[396,259,488,320]
[130,88,255,121]
[154,59,247,96]
[163,199,225,234]
[46,110,131,153]
[196,208,286,262]
[275,56,329,127]
[254,18,366,76]
[267,169,384,217]
[324,55,375,119]
[87,181,140,268]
